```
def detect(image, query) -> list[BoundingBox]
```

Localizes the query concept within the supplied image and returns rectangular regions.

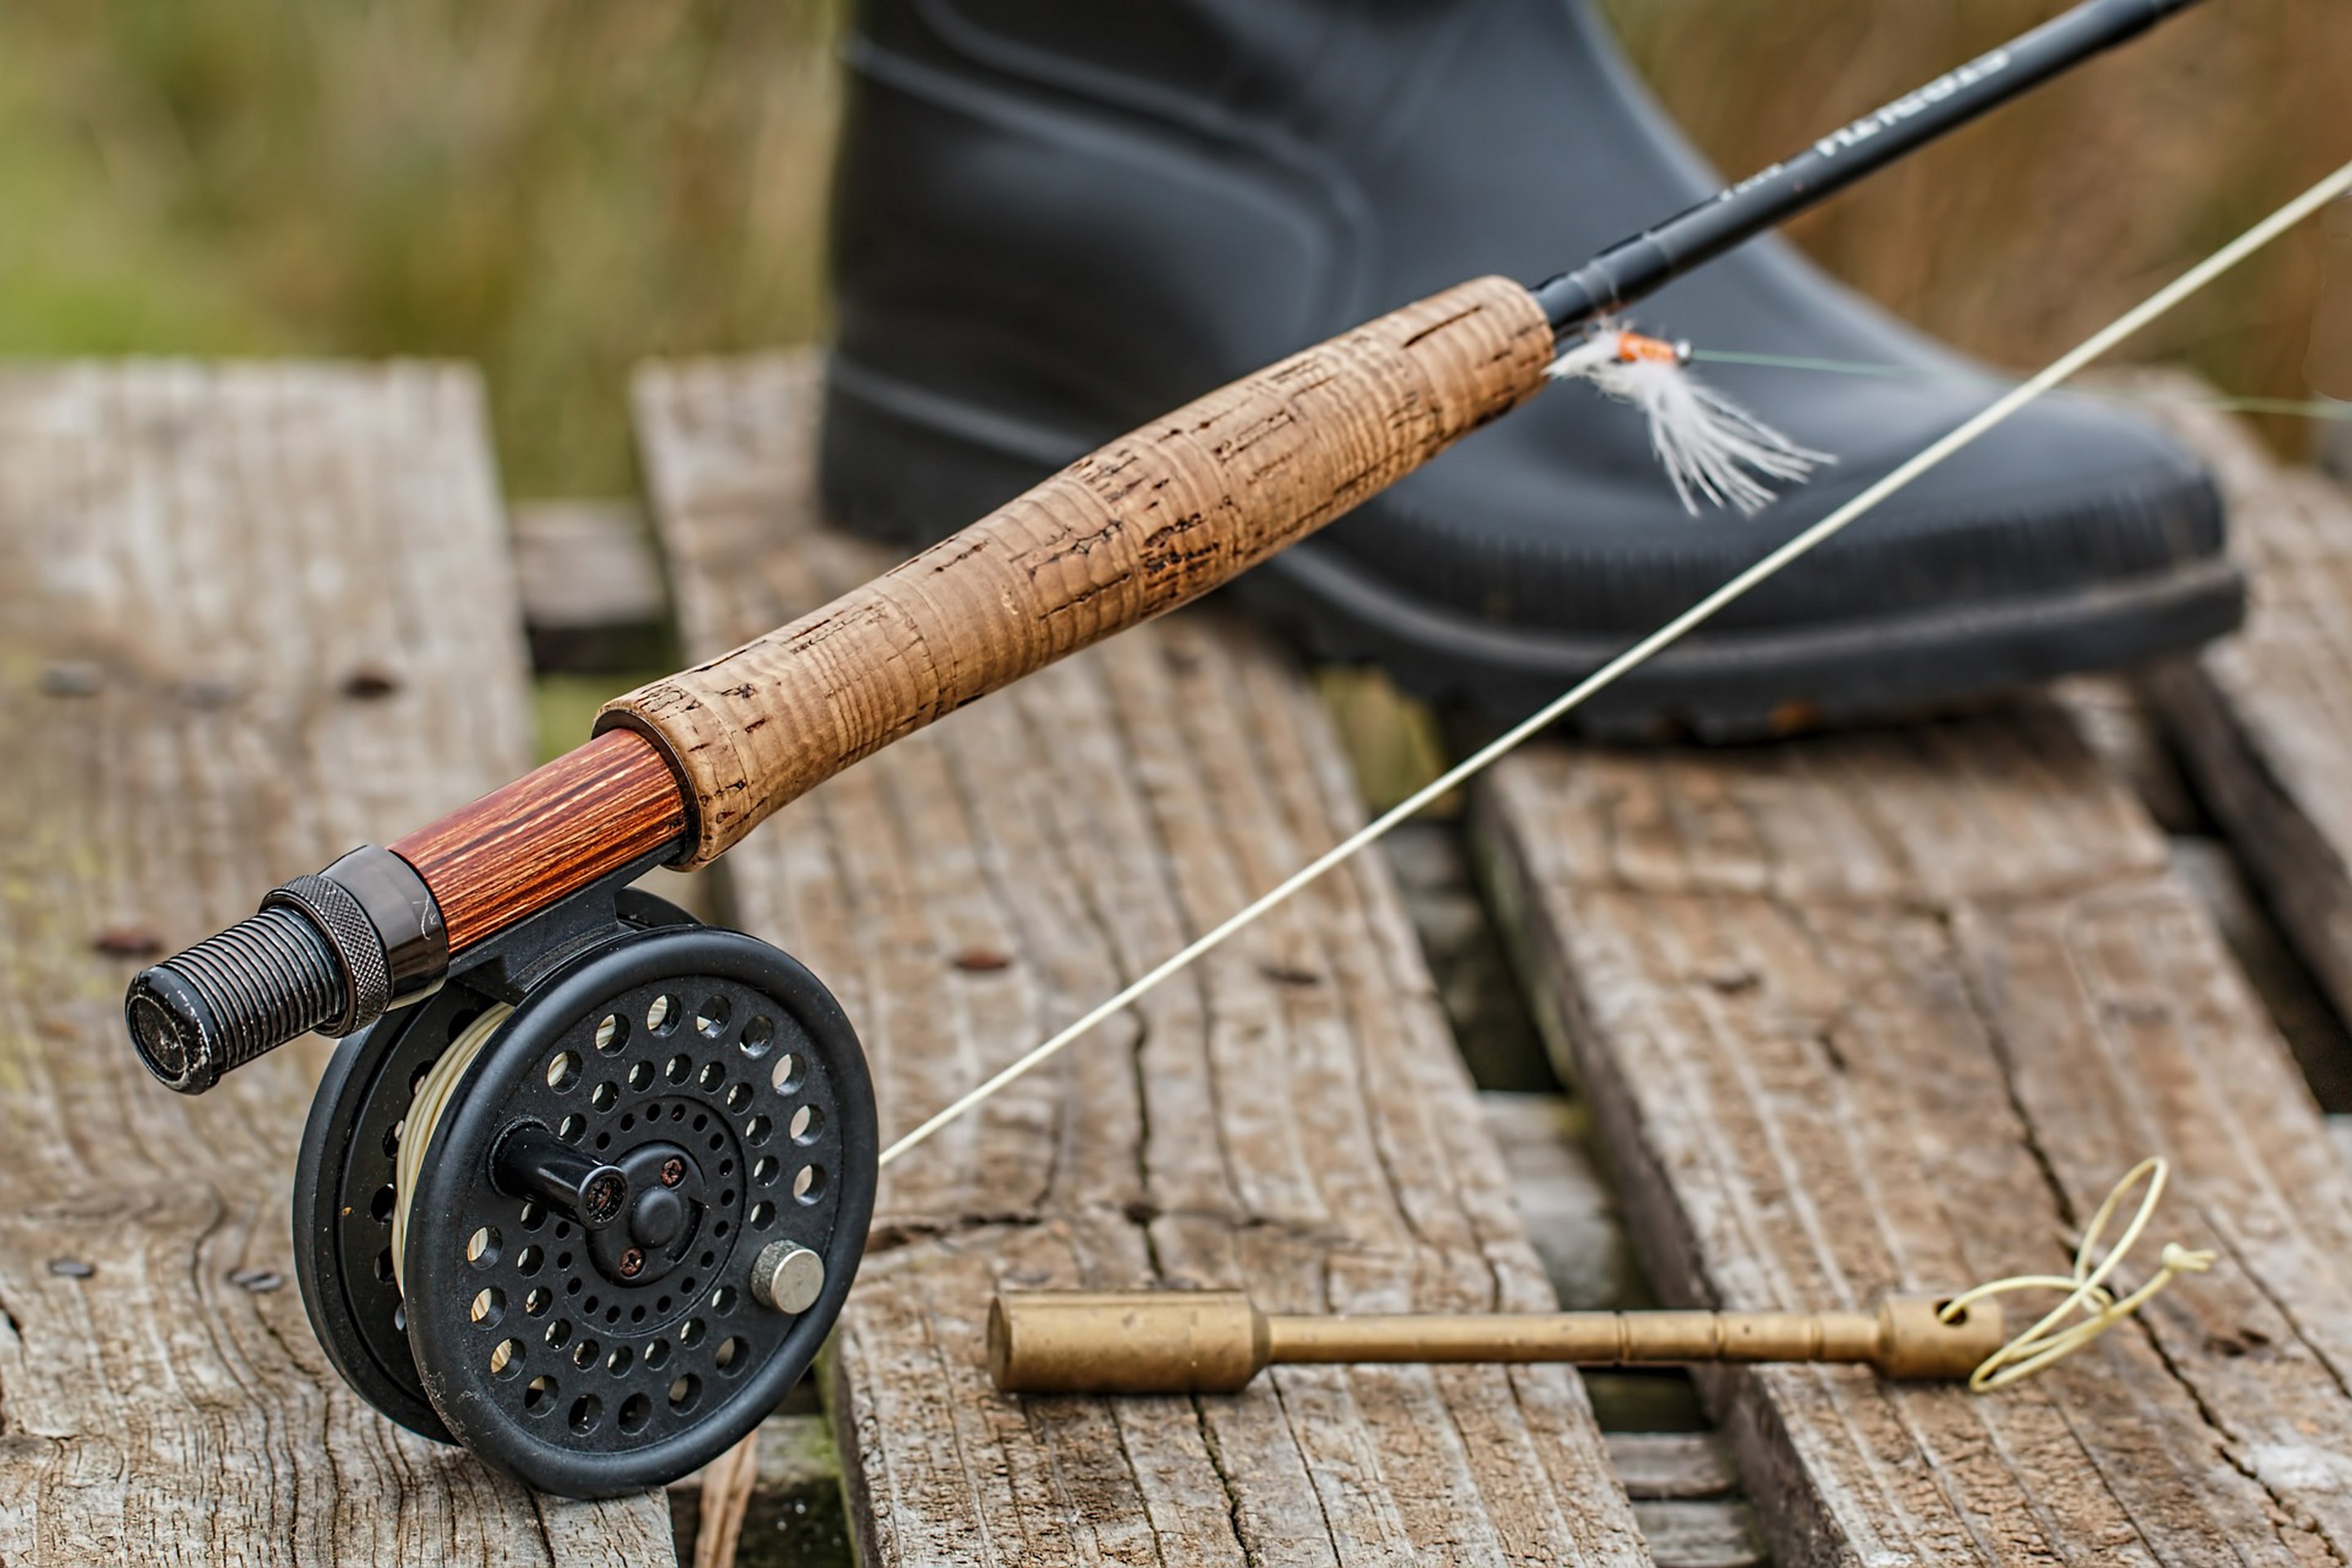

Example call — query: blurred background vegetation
[2,0,2344,496]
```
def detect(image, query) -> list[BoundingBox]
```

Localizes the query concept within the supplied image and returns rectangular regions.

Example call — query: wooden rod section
[389,729,688,951]
[986,1291,2009,1396]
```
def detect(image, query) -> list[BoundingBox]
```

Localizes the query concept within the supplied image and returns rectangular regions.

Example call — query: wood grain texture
[2134,379,2352,1039]
[0,363,675,1563]
[608,277,1553,869]
[632,351,1650,1567]
[1476,707,2352,1566]
[390,727,687,949]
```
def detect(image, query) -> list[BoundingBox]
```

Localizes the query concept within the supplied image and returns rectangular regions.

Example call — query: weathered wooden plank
[510,498,670,671]
[0,364,675,1562]
[1604,1434,1739,1503]
[2048,675,2202,835]
[631,352,1651,1567]
[1628,1502,1764,1568]
[1477,707,2352,1566]
[2140,388,2352,1058]
[2051,663,2352,1110]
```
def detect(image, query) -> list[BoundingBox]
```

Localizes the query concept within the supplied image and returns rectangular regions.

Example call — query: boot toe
[1261,376,2241,734]
[1339,375,2225,639]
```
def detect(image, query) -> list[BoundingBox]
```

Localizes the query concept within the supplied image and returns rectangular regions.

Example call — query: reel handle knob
[493,1125,630,1230]
[750,1243,826,1316]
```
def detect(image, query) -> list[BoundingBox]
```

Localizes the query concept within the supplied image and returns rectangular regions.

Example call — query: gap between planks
[2136,374,2352,1107]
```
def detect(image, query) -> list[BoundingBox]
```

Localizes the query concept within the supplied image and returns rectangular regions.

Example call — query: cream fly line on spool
[390,1003,513,1294]
[880,157,2352,1174]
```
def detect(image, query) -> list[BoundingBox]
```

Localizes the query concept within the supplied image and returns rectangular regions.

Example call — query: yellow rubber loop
[390,1003,514,1296]
[1941,1157,2217,1392]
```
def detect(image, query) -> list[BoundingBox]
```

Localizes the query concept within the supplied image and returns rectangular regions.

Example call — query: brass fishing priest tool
[120,0,2209,1500]
[987,1292,2011,1395]
[989,1158,2219,1398]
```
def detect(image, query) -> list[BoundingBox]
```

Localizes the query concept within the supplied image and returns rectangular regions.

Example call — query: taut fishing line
[880,155,2352,1174]
[1689,348,2352,423]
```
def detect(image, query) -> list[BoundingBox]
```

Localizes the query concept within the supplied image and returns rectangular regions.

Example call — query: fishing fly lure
[1549,327,1833,513]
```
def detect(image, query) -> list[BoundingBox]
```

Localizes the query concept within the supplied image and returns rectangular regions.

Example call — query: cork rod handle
[599,276,1555,868]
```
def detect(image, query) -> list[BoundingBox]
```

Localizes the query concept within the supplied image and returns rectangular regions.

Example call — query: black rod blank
[1533,0,2210,340]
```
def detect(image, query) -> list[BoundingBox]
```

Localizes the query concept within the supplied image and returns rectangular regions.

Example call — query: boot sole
[821,357,2247,742]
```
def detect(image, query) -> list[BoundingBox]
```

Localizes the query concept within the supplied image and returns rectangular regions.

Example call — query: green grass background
[2,0,2343,495]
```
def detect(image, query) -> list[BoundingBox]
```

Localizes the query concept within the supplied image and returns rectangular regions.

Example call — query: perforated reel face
[296,920,875,1499]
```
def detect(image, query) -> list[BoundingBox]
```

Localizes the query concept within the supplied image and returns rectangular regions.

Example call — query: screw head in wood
[751,1242,825,1315]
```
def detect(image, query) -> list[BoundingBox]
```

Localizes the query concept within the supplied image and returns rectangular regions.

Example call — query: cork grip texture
[603,275,1555,866]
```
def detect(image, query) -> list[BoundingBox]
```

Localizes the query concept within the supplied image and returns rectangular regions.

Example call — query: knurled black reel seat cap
[124,964,216,1093]
[126,846,449,1094]
[127,905,348,1094]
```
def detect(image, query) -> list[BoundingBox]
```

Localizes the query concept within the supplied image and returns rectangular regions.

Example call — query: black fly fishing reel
[290,853,876,1498]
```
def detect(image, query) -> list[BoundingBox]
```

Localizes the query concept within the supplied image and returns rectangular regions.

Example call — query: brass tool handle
[600,277,1556,868]
[1268,1310,1884,1366]
[987,1291,2007,1396]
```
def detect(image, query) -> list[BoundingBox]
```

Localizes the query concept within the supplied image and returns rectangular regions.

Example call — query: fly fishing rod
[122,0,2209,1499]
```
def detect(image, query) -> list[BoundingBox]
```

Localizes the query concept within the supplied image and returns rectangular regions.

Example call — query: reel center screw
[628,1183,688,1249]
[582,1138,708,1290]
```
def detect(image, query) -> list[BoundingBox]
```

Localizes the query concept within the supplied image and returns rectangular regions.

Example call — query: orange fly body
[1615,332,1686,365]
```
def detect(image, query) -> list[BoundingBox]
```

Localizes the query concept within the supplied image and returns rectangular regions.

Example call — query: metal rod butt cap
[126,844,448,1095]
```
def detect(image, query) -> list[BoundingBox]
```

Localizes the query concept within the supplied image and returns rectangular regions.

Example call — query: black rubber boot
[820,0,2243,738]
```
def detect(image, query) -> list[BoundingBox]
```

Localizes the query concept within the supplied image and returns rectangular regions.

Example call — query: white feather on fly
[1549,327,1833,514]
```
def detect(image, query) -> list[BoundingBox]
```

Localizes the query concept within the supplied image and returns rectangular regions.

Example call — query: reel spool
[292,867,876,1498]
